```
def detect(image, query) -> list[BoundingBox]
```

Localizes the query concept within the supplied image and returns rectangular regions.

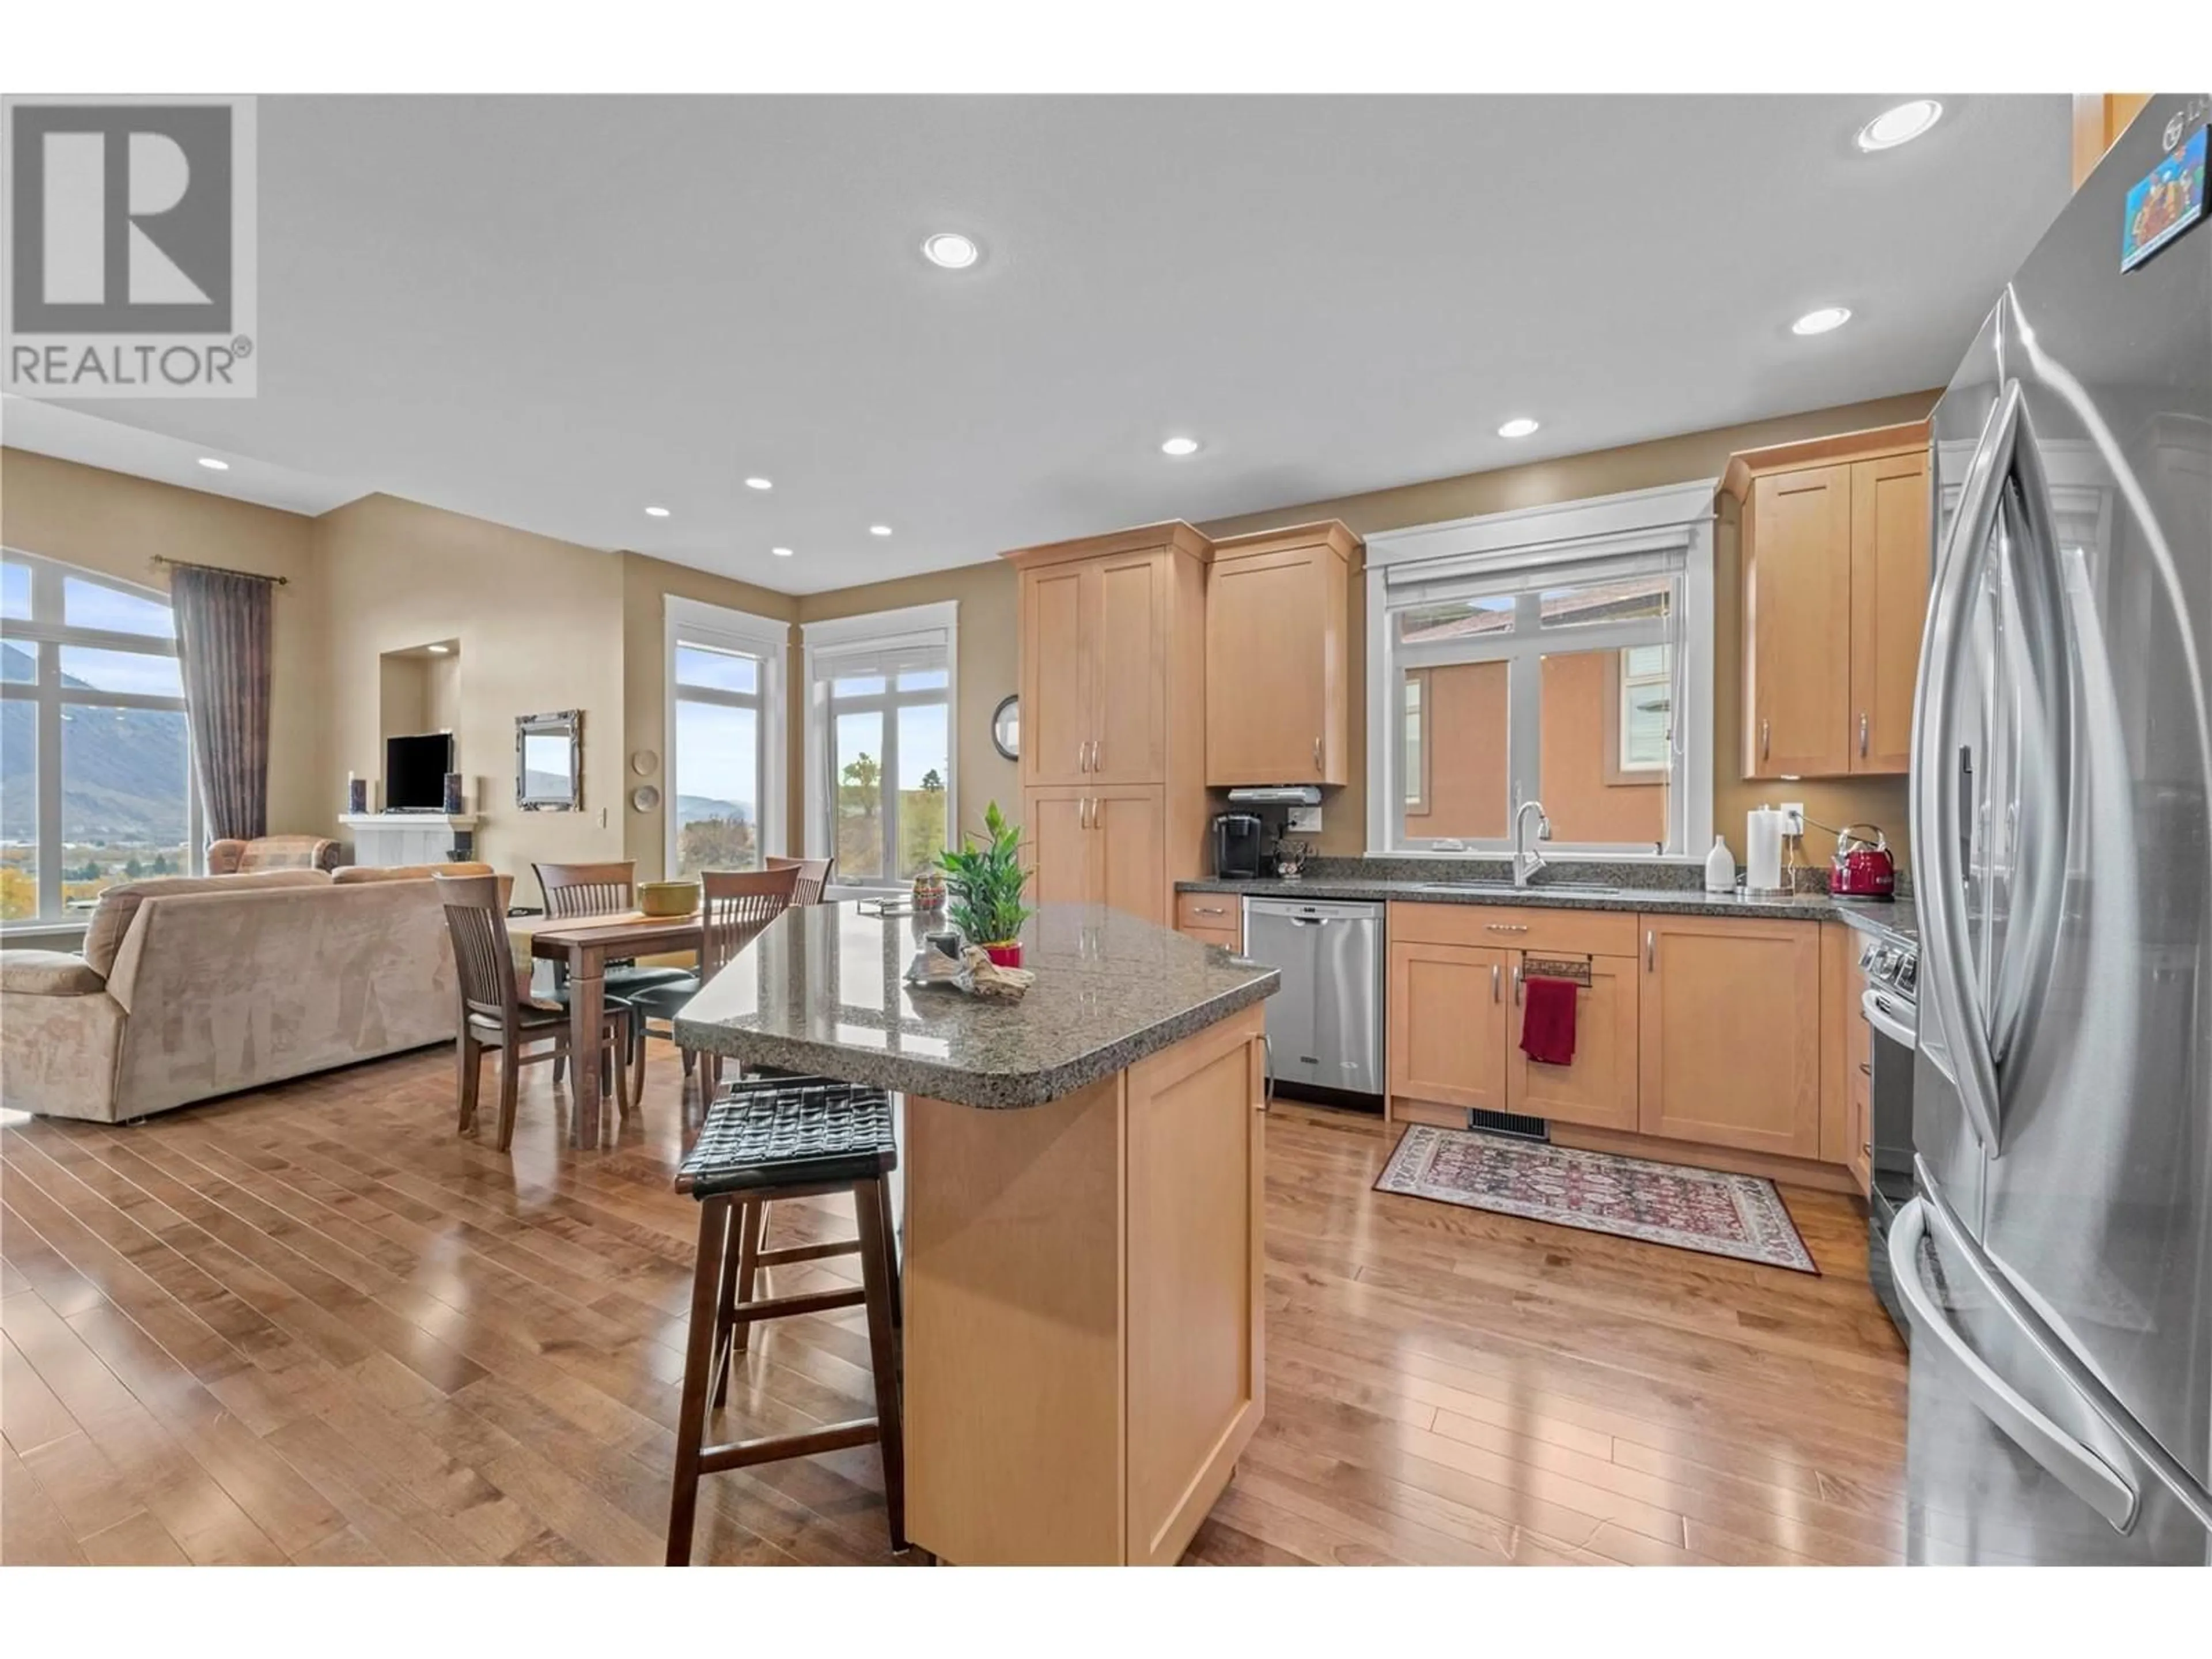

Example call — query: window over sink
[1365,480,1717,860]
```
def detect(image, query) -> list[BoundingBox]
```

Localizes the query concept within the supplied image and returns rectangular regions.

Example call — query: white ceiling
[5,94,2071,593]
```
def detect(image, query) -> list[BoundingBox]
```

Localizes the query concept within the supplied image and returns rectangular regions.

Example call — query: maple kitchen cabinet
[1727,422,1930,781]
[1637,913,1824,1160]
[1007,522,1211,926]
[1206,521,1359,786]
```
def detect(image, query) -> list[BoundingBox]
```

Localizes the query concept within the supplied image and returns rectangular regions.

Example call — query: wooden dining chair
[532,858,695,1089]
[435,873,634,1152]
[766,854,835,906]
[622,865,804,1102]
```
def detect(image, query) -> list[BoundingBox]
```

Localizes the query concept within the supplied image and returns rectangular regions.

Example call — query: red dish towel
[1520,976,1580,1067]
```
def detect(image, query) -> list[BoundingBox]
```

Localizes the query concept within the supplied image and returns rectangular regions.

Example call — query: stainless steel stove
[1858,931,1918,1342]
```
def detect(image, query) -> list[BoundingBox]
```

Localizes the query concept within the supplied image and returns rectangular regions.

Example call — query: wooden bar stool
[666,1077,906,1565]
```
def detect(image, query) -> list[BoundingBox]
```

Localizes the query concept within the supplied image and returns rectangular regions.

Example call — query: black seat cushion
[676,1078,898,1198]
[623,972,703,1022]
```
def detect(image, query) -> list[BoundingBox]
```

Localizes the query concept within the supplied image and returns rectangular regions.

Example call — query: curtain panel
[169,564,274,842]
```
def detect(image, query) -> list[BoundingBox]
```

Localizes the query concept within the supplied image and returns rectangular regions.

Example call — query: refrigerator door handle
[1889,1196,2140,1533]
[1912,377,2071,1154]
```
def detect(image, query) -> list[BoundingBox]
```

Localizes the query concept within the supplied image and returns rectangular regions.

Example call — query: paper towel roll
[1746,808,1784,892]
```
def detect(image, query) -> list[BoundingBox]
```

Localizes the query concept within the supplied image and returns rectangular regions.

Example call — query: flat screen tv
[384,732,454,812]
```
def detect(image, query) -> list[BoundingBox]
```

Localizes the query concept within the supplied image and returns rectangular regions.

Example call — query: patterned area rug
[1376,1125,1818,1274]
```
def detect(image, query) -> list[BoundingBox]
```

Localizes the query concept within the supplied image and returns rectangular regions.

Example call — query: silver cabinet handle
[1089,738,1101,771]
[1312,735,1323,772]
[1490,963,1501,1002]
[1888,1198,2137,1532]
[1483,922,1529,934]
[1513,962,1524,1005]
[1859,711,1870,757]
[1193,904,1226,917]
[1760,718,1771,762]
[1077,740,1088,773]
[1260,1035,1274,1114]
[1645,929,1656,972]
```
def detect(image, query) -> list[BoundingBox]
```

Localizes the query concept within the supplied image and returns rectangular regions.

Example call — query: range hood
[1224,785,1322,806]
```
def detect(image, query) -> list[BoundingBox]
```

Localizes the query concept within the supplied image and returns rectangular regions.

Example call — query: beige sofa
[206,834,342,874]
[0,863,491,1123]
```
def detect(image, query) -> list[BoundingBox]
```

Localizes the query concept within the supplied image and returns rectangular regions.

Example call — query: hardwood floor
[0,1048,1907,1566]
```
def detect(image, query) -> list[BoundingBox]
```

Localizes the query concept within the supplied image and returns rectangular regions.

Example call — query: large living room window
[1365,481,1717,859]
[664,597,788,879]
[801,601,957,890]
[1,551,199,924]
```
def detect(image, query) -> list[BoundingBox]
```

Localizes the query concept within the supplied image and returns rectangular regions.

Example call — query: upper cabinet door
[1206,535,1351,786]
[1849,452,1929,775]
[1745,463,1854,779]
[1089,552,1169,784]
[1022,563,1092,787]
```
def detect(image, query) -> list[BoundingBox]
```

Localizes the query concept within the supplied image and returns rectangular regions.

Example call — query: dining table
[512,908,702,1147]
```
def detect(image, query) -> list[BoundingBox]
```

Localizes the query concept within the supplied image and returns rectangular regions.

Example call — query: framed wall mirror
[991,692,1020,761]
[516,709,582,810]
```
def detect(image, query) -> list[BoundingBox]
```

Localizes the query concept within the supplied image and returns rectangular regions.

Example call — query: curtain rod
[150,554,287,586]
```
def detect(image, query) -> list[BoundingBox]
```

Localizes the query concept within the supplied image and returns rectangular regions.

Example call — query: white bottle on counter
[1703,834,1737,894]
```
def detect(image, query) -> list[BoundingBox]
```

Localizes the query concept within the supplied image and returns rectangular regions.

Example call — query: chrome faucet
[1513,800,1552,888]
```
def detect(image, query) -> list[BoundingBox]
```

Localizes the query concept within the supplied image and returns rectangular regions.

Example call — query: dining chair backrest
[535,860,637,919]
[766,854,835,906]
[702,866,802,973]
[436,872,520,1027]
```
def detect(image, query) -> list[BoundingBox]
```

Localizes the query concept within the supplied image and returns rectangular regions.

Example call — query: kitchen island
[675,900,1278,1566]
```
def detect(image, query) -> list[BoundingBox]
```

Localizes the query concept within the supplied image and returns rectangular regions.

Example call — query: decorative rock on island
[675,900,1279,1566]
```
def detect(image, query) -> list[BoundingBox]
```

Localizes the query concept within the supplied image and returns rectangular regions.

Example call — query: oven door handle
[1862,986,1918,1052]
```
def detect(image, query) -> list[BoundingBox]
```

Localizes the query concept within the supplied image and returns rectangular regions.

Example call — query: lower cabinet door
[1024,787,1094,907]
[1637,916,1823,1157]
[1093,786,1166,926]
[1505,952,1640,1132]
[1387,941,1509,1113]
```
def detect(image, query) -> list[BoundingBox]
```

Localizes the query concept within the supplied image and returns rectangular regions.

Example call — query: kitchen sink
[1415,881,1622,897]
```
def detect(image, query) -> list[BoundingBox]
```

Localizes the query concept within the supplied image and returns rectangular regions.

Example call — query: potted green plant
[939,800,1036,968]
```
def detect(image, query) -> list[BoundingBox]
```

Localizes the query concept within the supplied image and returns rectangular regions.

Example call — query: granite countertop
[1179,874,1918,947]
[672,901,1278,1109]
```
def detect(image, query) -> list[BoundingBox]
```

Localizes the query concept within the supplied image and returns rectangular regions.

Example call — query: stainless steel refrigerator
[1898,93,2212,1564]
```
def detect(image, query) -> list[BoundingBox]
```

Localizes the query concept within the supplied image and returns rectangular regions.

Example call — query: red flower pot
[982,941,1023,969]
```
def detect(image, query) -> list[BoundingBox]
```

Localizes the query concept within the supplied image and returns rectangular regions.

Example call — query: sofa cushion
[82,869,333,979]
[332,861,494,884]
[0,949,106,995]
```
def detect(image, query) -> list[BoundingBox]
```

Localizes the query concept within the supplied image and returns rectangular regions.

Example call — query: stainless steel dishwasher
[1242,897,1384,1104]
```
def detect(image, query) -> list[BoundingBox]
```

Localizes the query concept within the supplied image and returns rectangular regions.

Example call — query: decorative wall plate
[630,748,658,776]
[630,783,662,812]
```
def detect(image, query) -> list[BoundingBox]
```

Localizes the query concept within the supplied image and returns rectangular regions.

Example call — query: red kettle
[1831,824,1897,897]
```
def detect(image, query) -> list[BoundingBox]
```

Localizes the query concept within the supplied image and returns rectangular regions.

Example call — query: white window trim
[1,548,202,929]
[1363,478,1717,861]
[801,600,959,893]
[664,596,789,876]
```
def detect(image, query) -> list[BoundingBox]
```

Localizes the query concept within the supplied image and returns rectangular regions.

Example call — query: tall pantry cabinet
[1006,522,1213,927]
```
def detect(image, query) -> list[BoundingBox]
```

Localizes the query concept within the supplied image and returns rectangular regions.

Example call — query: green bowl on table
[637,880,700,918]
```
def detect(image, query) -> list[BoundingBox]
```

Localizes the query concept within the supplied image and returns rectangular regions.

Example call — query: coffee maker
[1211,813,1264,879]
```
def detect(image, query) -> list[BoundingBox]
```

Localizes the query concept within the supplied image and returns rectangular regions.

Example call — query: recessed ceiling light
[1791,306,1853,336]
[744,476,772,491]
[869,524,893,537]
[771,546,794,558]
[425,643,452,655]
[644,505,671,517]
[196,456,229,471]
[1857,100,1943,153]
[1497,418,1540,439]
[921,232,981,270]
[1160,436,1201,457]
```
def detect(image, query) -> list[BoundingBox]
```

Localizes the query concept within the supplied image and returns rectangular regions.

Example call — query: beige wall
[1196,388,1939,868]
[0,447,328,839]
[620,552,798,882]
[794,559,1021,855]
[316,494,628,904]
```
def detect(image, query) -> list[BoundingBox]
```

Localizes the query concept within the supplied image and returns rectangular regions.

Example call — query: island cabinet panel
[1388,941,1510,1117]
[1505,953,1641,1133]
[1204,523,1358,787]
[904,1077,1129,1566]
[1124,1007,1266,1566]
[901,1004,1268,1567]
[1636,915,1824,1158]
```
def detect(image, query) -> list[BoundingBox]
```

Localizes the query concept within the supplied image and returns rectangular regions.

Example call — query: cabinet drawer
[1387,901,1636,959]
[1175,892,1242,933]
